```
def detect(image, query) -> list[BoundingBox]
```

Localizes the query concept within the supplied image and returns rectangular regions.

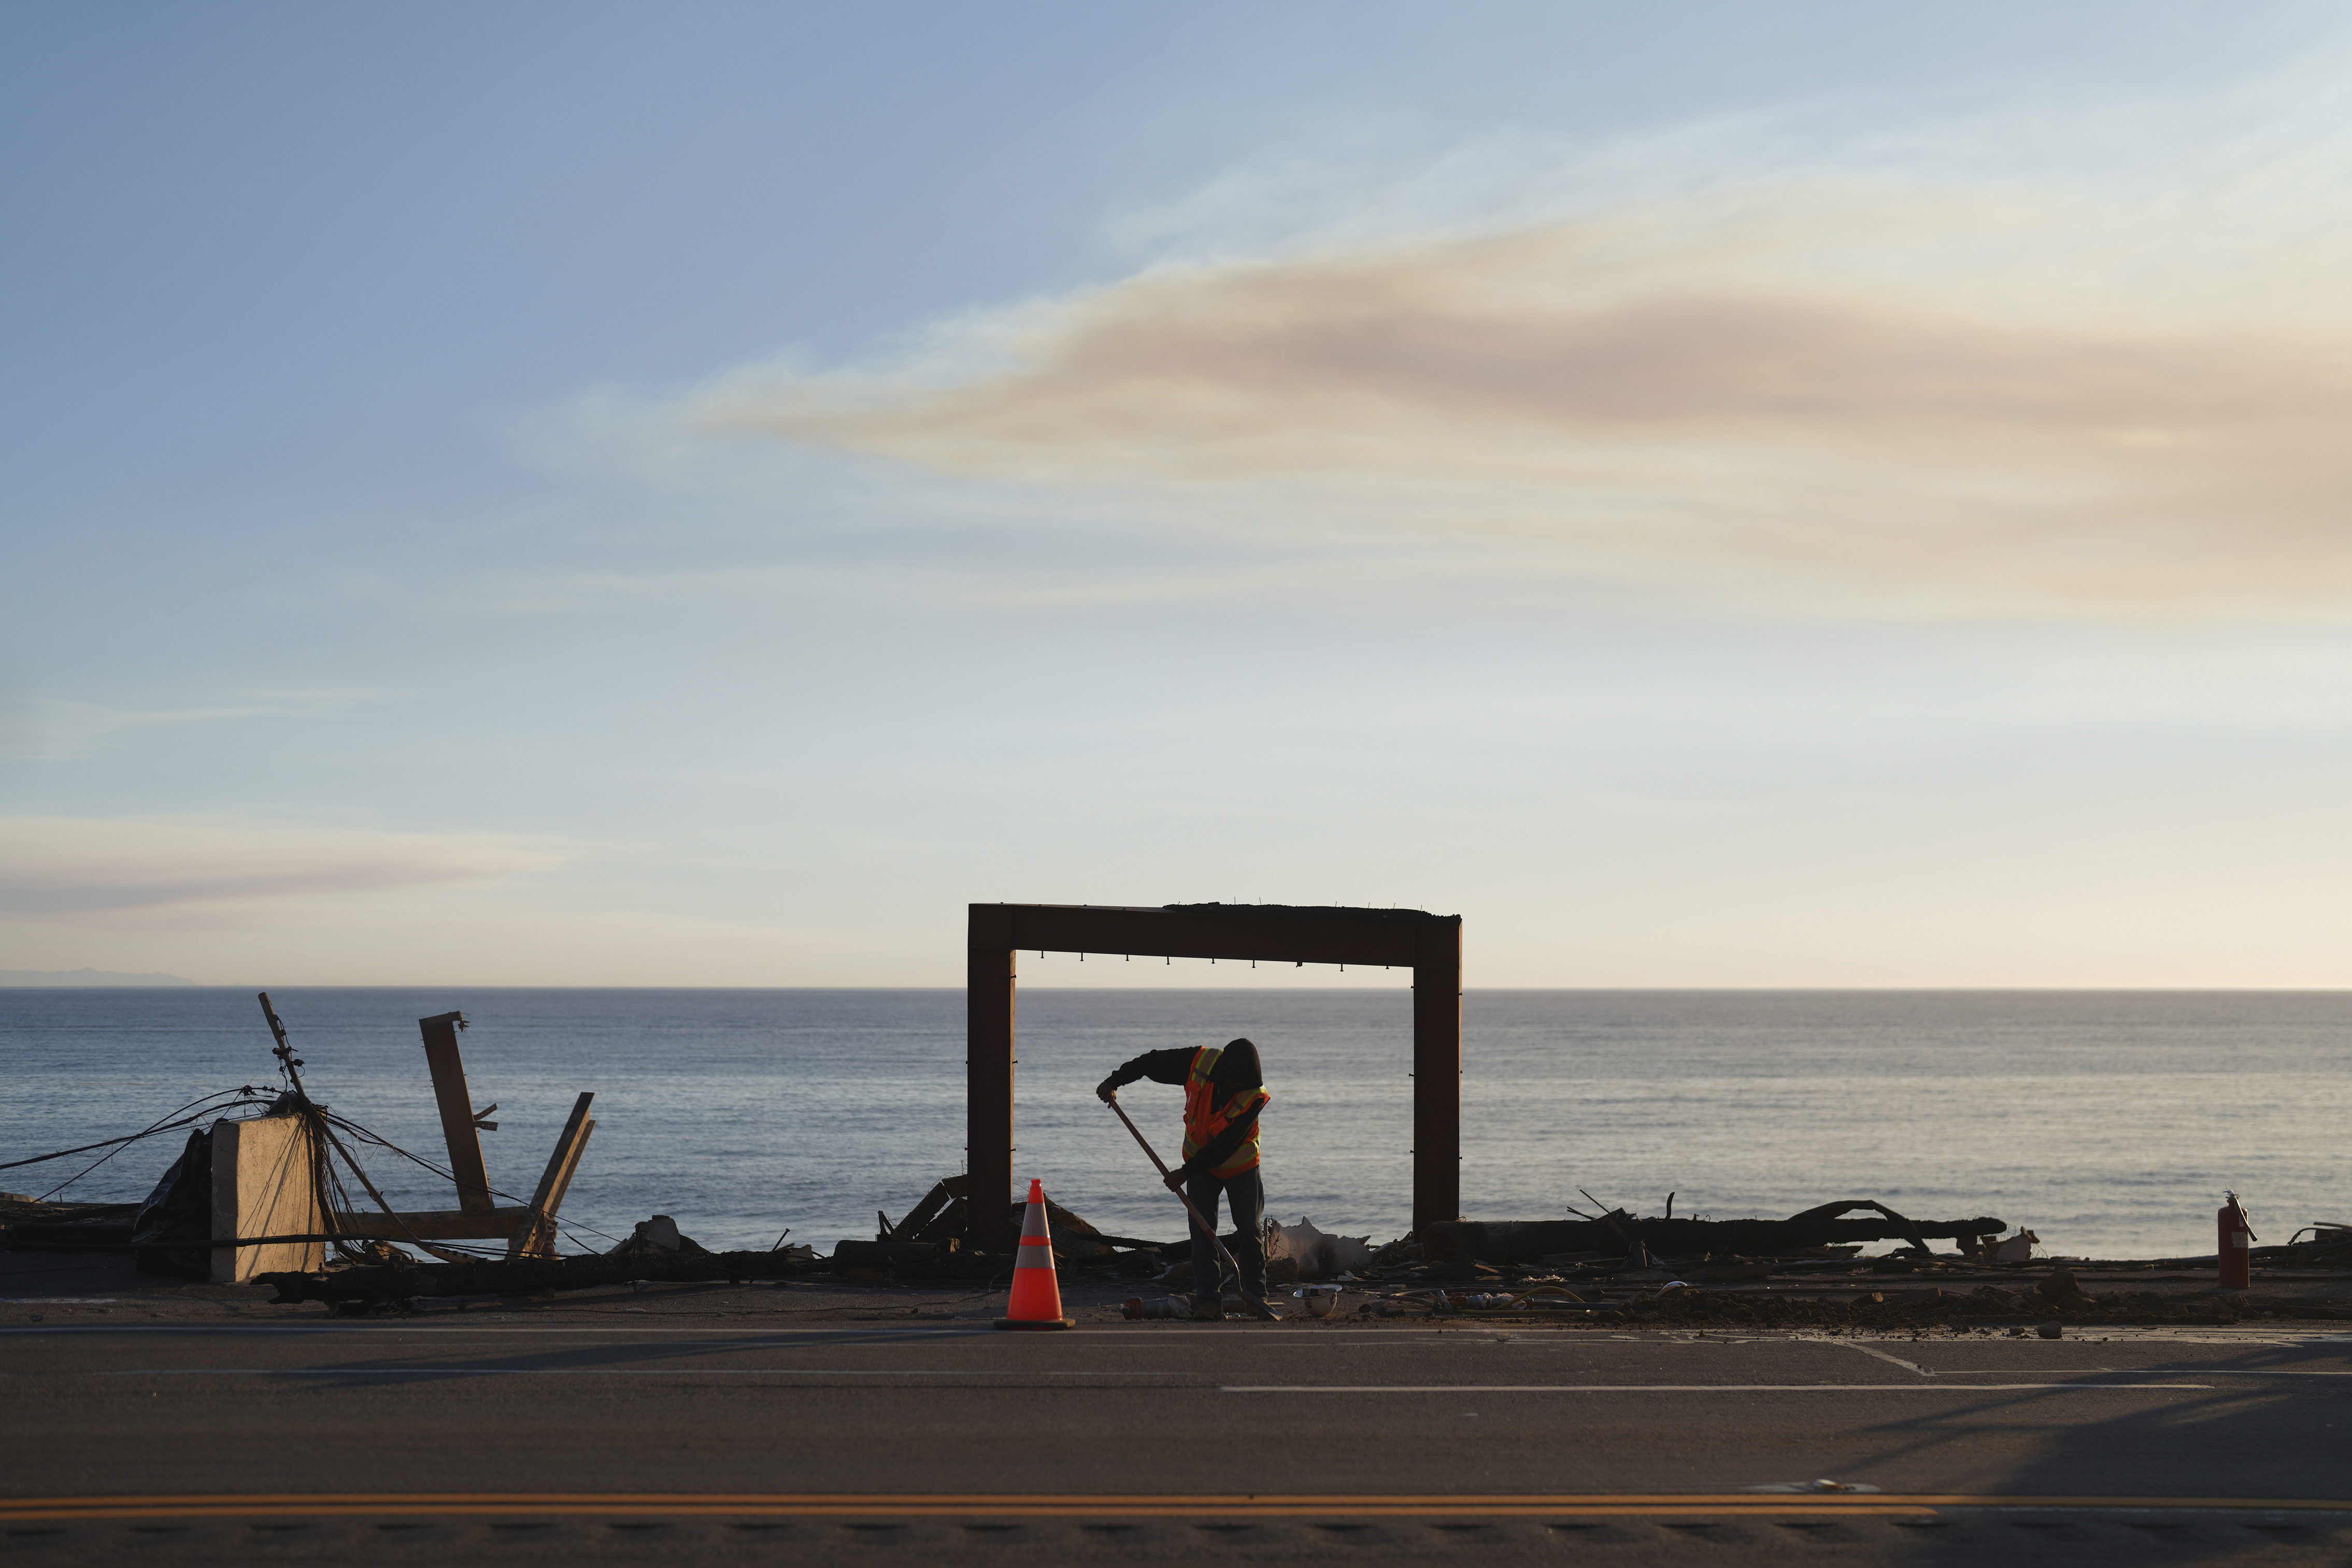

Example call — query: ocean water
[2,988,2345,1261]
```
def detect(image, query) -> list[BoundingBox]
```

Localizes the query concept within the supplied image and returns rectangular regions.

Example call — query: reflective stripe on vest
[1182,1045,1266,1178]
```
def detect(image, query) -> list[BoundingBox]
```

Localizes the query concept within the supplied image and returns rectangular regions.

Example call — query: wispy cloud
[15,691,383,763]
[682,52,2352,617]
[0,816,561,917]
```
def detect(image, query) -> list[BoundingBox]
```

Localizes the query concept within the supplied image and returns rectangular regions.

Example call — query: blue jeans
[1186,1166,1265,1300]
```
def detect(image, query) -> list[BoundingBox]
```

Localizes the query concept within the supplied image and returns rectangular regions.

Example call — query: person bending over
[1097,1037,1268,1320]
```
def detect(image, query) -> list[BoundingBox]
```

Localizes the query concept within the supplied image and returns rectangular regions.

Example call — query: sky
[6,2,2352,987]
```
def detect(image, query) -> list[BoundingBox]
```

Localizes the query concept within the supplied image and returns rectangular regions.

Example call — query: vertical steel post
[1411,921,1463,1233]
[966,905,1018,1255]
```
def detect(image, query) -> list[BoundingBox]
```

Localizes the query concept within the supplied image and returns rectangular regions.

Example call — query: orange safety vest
[1181,1045,1267,1178]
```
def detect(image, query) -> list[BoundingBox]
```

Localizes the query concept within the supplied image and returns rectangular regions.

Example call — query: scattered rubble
[17,1044,2351,1329]
[1326,1240,2352,1329]
[1151,1217,1378,1292]
[0,1195,139,1253]
[1421,1201,2006,1268]
[608,1215,708,1257]
[878,1174,1166,1260]
[1,995,597,1282]
[236,1209,2352,1321]
[1272,1217,1376,1278]
[255,1244,824,1309]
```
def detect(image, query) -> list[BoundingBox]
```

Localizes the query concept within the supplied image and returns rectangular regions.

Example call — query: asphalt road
[6,1313,2351,1563]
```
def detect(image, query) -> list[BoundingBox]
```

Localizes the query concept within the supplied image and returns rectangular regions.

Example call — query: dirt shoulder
[8,1249,2351,1332]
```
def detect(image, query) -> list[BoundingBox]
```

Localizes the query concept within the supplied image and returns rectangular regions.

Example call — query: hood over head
[1210,1037,1262,1092]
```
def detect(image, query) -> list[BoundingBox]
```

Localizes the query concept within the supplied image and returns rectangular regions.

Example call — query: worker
[1096,1037,1268,1320]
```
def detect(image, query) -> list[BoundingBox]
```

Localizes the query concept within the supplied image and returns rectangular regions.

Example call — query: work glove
[1095,1075,1122,1104]
[1164,1169,1188,1192]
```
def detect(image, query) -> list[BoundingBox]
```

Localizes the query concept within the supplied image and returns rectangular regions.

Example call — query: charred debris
[1352,1199,2352,1330]
[2,994,598,1289]
[240,1177,2352,1323]
[8,999,2351,1324]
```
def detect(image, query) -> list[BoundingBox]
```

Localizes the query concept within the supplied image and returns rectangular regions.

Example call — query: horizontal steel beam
[981,904,1456,968]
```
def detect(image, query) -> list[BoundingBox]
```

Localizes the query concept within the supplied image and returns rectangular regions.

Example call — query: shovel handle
[1106,1097,1208,1231]
[1106,1094,1173,1175]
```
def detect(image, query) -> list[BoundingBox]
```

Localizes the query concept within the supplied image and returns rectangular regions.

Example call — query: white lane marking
[1939,1367,2352,1378]
[11,1324,2346,1352]
[17,1370,2222,1389]
[1223,1384,2215,1393]
[1840,1343,1931,1377]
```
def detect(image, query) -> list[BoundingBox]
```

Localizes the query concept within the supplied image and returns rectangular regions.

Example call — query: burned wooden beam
[885,1174,1165,1258]
[834,1239,938,1276]
[0,1200,139,1252]
[256,1247,822,1306]
[895,1175,966,1243]
[509,1091,594,1259]
[1422,1204,2007,1265]
[417,1011,494,1214]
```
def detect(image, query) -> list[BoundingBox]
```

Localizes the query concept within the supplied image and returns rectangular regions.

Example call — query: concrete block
[209,1113,325,1283]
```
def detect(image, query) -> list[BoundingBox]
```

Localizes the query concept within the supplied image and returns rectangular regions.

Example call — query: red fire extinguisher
[2218,1191,2255,1289]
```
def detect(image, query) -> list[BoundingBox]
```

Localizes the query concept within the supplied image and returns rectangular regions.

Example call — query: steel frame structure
[965,902,1463,1254]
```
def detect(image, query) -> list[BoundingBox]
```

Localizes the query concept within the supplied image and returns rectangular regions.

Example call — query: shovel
[1103,1094,1280,1321]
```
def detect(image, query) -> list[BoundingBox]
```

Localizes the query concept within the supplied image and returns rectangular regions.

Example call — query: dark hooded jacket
[1105,1037,1265,1181]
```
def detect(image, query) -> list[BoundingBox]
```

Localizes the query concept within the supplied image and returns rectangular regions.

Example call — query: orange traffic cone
[995,1178,1075,1330]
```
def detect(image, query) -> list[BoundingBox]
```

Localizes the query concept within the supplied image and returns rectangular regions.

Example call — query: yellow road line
[4,1493,2351,1522]
[2,1503,1930,1521]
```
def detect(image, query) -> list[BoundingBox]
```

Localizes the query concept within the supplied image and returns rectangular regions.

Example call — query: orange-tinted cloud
[701,192,2352,614]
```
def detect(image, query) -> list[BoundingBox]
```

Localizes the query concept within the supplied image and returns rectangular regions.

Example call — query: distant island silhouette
[0,967,200,987]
